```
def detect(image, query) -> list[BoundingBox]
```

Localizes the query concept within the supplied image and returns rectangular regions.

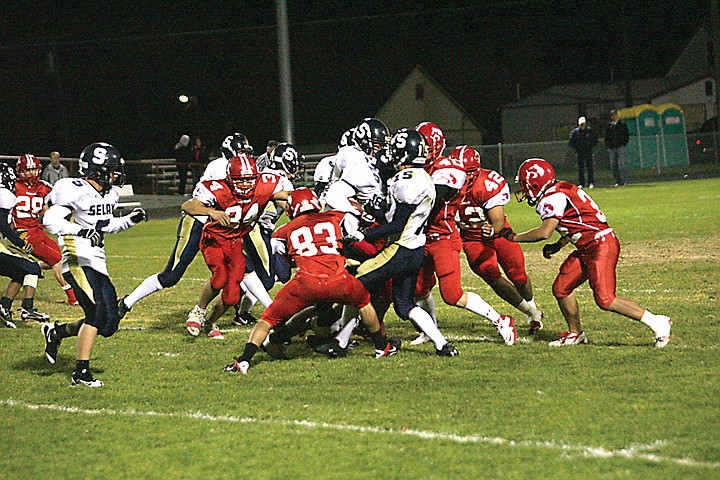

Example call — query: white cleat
[525,309,544,335]
[548,331,588,347]
[653,316,672,348]
[185,305,206,337]
[410,332,432,346]
[496,315,517,345]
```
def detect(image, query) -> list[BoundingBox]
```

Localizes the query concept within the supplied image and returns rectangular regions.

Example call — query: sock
[527,298,537,309]
[408,306,448,349]
[125,274,163,308]
[335,317,357,348]
[416,293,437,323]
[55,323,71,340]
[239,294,255,314]
[369,329,388,350]
[239,342,259,362]
[464,292,501,324]
[21,298,33,310]
[241,272,273,308]
[0,297,12,311]
[64,285,77,303]
[516,299,533,315]
[639,310,660,329]
[75,359,90,373]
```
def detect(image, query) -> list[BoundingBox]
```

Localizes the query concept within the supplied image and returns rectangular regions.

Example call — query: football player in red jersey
[453,146,544,335]
[224,188,399,373]
[13,154,78,306]
[507,158,672,347]
[181,154,291,339]
[413,123,518,346]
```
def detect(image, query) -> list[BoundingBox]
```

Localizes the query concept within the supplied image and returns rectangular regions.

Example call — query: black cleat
[436,342,459,357]
[223,359,249,374]
[314,338,348,358]
[21,307,49,322]
[375,338,401,358]
[117,296,131,320]
[71,368,103,387]
[1,305,15,328]
[42,322,61,364]
[232,305,258,326]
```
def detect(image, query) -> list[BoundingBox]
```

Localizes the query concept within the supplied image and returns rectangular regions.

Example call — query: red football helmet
[287,187,322,218]
[16,154,41,186]
[515,158,556,206]
[415,121,446,163]
[449,145,480,177]
[226,154,258,198]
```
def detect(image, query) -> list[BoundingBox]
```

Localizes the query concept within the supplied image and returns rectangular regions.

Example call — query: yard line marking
[1,399,717,469]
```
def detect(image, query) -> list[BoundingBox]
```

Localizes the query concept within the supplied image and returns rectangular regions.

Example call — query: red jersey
[456,168,511,243]
[535,181,611,249]
[425,155,467,238]
[273,210,349,277]
[196,173,283,242]
[13,180,53,230]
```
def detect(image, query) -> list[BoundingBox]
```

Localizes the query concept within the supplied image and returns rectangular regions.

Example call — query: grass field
[1,178,719,479]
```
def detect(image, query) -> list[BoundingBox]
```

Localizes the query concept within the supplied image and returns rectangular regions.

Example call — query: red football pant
[261,271,370,328]
[201,237,246,306]
[26,227,62,265]
[414,235,464,305]
[552,234,620,310]
[462,237,529,286]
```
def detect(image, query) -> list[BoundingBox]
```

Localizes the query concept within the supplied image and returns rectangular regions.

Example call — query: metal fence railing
[2,132,718,194]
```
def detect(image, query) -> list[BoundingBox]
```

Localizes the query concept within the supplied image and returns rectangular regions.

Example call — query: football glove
[77,228,103,247]
[498,227,516,241]
[542,241,563,259]
[481,223,495,238]
[129,207,147,223]
[339,231,365,244]
[20,241,34,254]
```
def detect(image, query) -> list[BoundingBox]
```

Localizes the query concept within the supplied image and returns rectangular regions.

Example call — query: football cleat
[117,296,131,320]
[1,305,15,328]
[232,305,258,326]
[496,315,517,345]
[314,338,348,358]
[42,322,61,364]
[374,338,401,358]
[525,310,544,335]
[409,332,431,346]
[653,316,672,348]
[548,331,588,347]
[207,325,224,340]
[223,359,250,374]
[71,369,104,387]
[436,343,459,357]
[185,305,206,337]
[21,307,50,322]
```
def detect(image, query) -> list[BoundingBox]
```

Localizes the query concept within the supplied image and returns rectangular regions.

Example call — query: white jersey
[385,167,435,250]
[324,145,383,213]
[200,157,229,182]
[0,188,18,254]
[44,178,136,275]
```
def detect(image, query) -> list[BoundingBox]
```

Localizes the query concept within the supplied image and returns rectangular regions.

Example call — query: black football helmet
[352,118,390,155]
[389,129,428,170]
[79,142,125,193]
[339,127,357,148]
[0,163,17,194]
[221,132,253,160]
[269,143,304,178]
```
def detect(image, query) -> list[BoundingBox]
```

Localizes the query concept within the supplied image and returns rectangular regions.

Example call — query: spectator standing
[255,139,277,172]
[41,151,70,185]
[174,135,192,195]
[568,116,598,188]
[190,136,209,188]
[605,109,630,186]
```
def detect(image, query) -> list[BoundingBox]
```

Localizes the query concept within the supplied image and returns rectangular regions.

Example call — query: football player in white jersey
[41,143,147,387]
[313,127,355,202]
[0,163,47,328]
[341,129,458,356]
[117,132,253,323]
[323,118,388,216]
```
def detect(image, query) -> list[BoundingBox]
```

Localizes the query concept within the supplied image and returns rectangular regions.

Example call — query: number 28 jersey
[193,172,291,242]
[13,180,53,230]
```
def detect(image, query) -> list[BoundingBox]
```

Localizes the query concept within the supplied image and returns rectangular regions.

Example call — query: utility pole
[276,0,295,143]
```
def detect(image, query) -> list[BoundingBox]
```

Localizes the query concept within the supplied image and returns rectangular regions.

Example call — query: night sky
[1,0,709,158]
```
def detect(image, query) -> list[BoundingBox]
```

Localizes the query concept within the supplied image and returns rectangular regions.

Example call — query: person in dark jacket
[174,135,193,195]
[569,116,598,188]
[605,109,630,186]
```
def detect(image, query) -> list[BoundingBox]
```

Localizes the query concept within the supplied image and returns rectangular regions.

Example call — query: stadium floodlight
[178,94,190,103]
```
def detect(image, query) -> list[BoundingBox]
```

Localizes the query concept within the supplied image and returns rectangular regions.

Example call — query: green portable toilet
[658,103,690,167]
[619,104,661,168]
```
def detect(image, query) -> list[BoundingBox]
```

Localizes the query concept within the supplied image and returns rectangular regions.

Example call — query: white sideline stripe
[1,399,717,469]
